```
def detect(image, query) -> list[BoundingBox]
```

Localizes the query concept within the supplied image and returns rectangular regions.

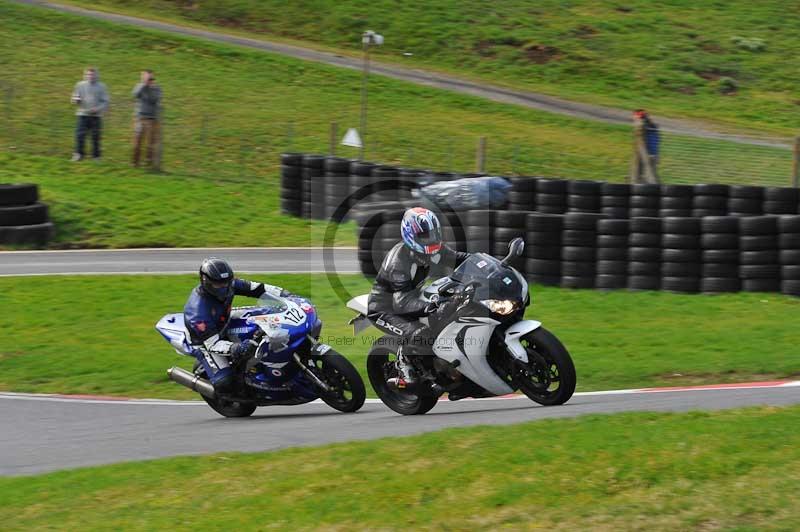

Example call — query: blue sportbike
[156,292,366,417]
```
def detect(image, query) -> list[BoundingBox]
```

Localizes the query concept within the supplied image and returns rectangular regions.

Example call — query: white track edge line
[0,247,358,254]
[1,381,797,406]
[0,271,361,277]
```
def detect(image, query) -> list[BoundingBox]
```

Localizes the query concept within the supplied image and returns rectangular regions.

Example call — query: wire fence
[0,80,797,187]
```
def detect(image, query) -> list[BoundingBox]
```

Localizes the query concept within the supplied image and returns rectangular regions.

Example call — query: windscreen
[256,293,288,313]
[450,253,527,301]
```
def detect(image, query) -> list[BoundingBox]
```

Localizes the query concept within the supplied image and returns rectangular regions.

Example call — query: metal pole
[359,39,370,160]
[793,136,800,188]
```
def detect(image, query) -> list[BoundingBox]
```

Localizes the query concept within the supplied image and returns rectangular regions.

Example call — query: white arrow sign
[341,128,362,148]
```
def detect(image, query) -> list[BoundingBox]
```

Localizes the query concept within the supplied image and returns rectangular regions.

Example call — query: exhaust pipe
[167,366,216,400]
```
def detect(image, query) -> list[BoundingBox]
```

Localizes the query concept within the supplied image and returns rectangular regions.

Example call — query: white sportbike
[348,238,576,415]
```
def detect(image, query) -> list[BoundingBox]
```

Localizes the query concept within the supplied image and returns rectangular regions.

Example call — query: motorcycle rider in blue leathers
[184,258,289,393]
[368,208,470,388]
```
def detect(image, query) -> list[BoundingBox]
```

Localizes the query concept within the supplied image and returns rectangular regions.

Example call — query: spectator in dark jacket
[132,70,162,168]
[633,109,660,183]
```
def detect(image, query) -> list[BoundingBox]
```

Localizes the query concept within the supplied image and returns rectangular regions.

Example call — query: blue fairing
[155,295,324,402]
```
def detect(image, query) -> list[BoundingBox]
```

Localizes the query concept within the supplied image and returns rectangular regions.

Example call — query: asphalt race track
[1,248,799,476]
[3,384,799,476]
[0,248,359,276]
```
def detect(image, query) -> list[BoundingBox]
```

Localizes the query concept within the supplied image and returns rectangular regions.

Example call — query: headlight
[480,299,518,316]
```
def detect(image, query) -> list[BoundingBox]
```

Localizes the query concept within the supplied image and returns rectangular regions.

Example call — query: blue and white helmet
[401,207,443,255]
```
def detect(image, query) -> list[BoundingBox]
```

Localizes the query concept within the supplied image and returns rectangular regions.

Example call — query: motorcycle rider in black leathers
[184,258,289,393]
[368,207,470,388]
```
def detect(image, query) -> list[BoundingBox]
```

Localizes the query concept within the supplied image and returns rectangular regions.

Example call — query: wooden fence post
[476,137,486,173]
[792,136,800,188]
[330,122,338,156]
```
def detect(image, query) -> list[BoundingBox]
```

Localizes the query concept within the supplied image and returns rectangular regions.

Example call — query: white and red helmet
[400,207,443,255]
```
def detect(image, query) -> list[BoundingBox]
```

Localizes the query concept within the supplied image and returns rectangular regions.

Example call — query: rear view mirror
[502,237,525,265]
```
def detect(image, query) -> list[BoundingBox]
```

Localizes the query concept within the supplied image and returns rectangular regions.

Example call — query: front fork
[292,335,332,393]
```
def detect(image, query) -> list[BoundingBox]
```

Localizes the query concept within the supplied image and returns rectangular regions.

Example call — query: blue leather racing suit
[184,279,285,386]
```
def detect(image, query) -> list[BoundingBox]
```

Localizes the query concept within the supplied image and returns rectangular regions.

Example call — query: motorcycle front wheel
[311,351,366,413]
[192,362,257,418]
[366,336,439,415]
[514,327,576,406]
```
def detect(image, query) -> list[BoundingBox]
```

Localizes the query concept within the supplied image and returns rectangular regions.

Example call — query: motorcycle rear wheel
[515,328,576,406]
[192,362,257,418]
[366,336,439,415]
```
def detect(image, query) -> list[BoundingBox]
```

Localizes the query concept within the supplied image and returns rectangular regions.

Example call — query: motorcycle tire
[515,327,576,406]
[192,362,257,418]
[315,351,366,413]
[366,336,439,415]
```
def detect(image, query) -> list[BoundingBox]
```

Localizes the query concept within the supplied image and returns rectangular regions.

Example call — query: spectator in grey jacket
[71,67,109,162]
[132,70,162,168]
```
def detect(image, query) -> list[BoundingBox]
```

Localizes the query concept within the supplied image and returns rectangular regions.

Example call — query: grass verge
[1,406,798,529]
[0,152,354,248]
[60,0,800,135]
[1,274,797,399]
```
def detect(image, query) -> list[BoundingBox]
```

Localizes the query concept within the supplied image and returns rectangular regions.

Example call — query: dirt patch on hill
[524,44,562,64]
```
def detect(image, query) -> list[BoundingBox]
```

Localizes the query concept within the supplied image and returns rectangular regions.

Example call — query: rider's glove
[230,334,263,361]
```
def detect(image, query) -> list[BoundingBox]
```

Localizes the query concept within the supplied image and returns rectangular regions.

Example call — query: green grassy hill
[63,0,800,135]
[1,2,796,249]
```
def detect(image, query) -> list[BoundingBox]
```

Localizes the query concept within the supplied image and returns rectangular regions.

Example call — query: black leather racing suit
[368,242,470,346]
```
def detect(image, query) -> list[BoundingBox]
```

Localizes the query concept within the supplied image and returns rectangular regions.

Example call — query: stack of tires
[279,153,303,217]
[398,168,427,202]
[627,217,662,291]
[728,186,762,217]
[739,216,780,292]
[301,154,326,219]
[630,184,660,218]
[763,187,798,215]
[567,180,602,213]
[0,184,54,246]
[661,217,702,293]
[595,219,630,289]
[355,210,383,276]
[692,184,729,217]
[507,177,536,211]
[493,211,527,270]
[561,213,605,289]
[372,166,400,203]
[600,183,630,219]
[659,184,693,218]
[323,156,351,221]
[524,213,563,286]
[780,215,800,296]
[700,217,740,293]
[349,161,377,208]
[465,210,493,254]
[535,179,568,214]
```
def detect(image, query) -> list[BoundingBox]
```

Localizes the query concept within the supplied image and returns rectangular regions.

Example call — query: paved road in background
[13,0,790,148]
[2,385,798,476]
[0,248,359,275]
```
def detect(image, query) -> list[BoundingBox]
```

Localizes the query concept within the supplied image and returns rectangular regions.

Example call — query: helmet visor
[208,278,232,289]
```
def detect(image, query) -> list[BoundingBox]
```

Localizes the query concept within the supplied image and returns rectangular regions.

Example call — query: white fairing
[347,294,370,316]
[504,320,542,363]
[432,317,514,396]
